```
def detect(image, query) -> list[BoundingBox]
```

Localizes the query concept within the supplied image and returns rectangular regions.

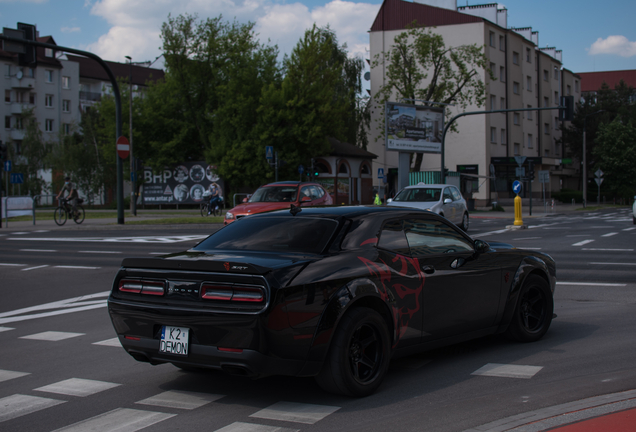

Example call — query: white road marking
[22,265,49,271]
[521,247,542,250]
[93,338,121,347]
[9,235,207,243]
[215,423,299,432]
[557,282,626,286]
[513,237,542,240]
[601,232,618,237]
[20,331,84,341]
[0,327,14,332]
[19,249,56,252]
[589,262,636,266]
[54,265,101,269]
[35,378,120,397]
[0,394,65,423]
[0,263,26,266]
[250,402,341,425]
[51,408,175,432]
[78,250,121,254]
[0,291,109,325]
[566,235,590,237]
[623,227,636,231]
[572,239,594,246]
[582,248,634,251]
[10,232,29,235]
[136,390,224,410]
[475,229,509,237]
[0,370,30,383]
[471,363,543,379]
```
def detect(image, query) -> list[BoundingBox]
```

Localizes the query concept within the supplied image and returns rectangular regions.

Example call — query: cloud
[61,27,81,33]
[86,0,379,64]
[588,35,636,57]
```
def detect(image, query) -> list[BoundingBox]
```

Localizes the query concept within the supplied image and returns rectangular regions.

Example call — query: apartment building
[368,0,581,205]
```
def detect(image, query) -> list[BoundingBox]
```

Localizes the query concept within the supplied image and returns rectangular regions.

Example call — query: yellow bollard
[513,195,523,226]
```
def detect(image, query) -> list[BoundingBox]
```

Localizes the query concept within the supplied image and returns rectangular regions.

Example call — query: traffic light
[0,141,7,161]
[559,95,574,121]
[528,162,535,181]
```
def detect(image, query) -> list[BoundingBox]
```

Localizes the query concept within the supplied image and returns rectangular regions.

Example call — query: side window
[309,186,320,200]
[443,188,452,202]
[450,187,462,201]
[377,220,410,255]
[300,186,312,200]
[404,219,473,256]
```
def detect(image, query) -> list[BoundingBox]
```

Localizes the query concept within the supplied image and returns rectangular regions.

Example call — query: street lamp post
[125,56,136,216]
[582,109,604,208]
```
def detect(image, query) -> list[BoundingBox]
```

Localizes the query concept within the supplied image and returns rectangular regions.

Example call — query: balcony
[10,77,36,89]
[80,91,102,102]
[9,129,25,140]
[10,103,34,115]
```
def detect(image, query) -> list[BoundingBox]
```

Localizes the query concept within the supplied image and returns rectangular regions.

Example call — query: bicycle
[54,198,85,226]
[200,196,222,217]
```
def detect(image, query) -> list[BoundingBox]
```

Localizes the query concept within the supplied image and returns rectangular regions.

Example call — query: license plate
[160,326,189,356]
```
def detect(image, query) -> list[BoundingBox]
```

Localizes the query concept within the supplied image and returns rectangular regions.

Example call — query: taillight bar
[201,283,265,303]
[118,279,165,296]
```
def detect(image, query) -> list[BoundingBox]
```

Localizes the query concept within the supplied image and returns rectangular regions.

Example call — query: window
[543,70,548,81]
[513,82,520,94]
[62,76,70,89]
[544,123,550,134]
[500,97,505,110]
[526,47,531,63]
[4,116,10,129]
[554,91,559,105]
[62,99,71,112]
[527,133,533,149]
[501,129,506,145]
[575,80,579,92]
[405,219,472,256]
[489,32,496,47]
[554,66,559,79]
[527,105,533,121]
[514,143,520,155]
[490,95,496,110]
[544,97,549,108]
[490,62,495,76]
[45,48,53,57]
[4,90,10,103]
[513,113,520,125]
[29,93,35,104]
[45,119,54,132]
[499,35,505,51]
[566,85,571,96]
[27,68,34,77]
[378,220,410,255]
[15,117,23,130]
[512,51,519,65]
[45,94,53,107]
[555,117,559,129]
[499,66,505,82]
[527,76,532,91]
[45,70,53,83]
[62,123,71,135]
[490,127,497,143]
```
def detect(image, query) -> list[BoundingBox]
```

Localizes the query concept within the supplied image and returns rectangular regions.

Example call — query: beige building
[368,0,581,205]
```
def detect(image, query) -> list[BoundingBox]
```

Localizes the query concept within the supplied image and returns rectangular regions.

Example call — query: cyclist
[206,182,221,215]
[56,176,79,218]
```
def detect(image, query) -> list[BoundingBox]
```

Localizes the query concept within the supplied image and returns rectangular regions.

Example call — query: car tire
[314,307,391,397]
[461,212,469,232]
[505,275,553,343]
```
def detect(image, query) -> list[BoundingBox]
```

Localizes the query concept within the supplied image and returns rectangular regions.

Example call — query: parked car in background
[224,181,332,225]
[632,196,635,224]
[387,183,469,231]
[108,206,556,397]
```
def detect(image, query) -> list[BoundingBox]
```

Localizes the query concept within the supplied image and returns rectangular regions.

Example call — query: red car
[224,181,333,225]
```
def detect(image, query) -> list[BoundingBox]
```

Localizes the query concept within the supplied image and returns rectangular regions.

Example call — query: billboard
[141,161,224,205]
[385,102,444,153]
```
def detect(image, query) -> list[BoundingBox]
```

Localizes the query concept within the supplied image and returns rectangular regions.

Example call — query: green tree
[8,109,51,198]
[372,23,493,171]
[593,119,636,200]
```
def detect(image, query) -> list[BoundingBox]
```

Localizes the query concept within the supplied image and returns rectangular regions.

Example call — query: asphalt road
[0,207,635,432]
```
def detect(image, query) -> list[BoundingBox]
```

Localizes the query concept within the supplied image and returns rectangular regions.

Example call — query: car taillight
[118,279,165,296]
[201,283,265,303]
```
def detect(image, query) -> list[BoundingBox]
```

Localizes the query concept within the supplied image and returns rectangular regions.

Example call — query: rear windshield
[249,186,298,203]
[393,188,441,202]
[193,216,338,254]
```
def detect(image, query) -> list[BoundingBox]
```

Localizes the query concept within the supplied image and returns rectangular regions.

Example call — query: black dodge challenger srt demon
[108,206,556,397]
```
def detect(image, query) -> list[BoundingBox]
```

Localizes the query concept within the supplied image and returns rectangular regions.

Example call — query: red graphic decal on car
[224,262,230,271]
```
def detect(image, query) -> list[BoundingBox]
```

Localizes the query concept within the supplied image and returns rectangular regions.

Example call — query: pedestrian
[374,192,382,205]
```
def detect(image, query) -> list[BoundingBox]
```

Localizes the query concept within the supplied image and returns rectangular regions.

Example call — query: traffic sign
[116,136,130,159]
[298,164,304,174]
[539,170,550,184]
[595,169,604,178]
[595,177,604,186]
[378,168,384,179]
[10,173,23,184]
[265,146,274,160]
[514,156,526,167]
[4,161,11,172]
[512,180,522,195]
[515,167,525,177]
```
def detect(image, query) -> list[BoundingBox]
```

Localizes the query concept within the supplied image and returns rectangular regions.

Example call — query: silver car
[632,196,635,225]
[387,183,469,231]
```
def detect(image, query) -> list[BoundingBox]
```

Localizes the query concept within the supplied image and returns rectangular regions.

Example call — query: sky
[1,0,635,75]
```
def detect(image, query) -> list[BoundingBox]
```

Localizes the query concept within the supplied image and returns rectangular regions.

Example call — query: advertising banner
[385,102,444,153]
[142,161,224,205]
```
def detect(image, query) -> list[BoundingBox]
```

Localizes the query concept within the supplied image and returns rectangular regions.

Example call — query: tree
[9,109,51,198]
[372,23,493,171]
[593,119,636,200]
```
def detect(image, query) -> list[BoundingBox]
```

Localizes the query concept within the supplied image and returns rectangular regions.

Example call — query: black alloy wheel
[315,307,391,397]
[505,275,553,342]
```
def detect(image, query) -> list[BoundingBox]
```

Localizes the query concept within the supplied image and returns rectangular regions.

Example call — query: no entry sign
[117,136,130,159]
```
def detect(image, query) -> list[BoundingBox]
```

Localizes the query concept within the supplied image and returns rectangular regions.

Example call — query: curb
[463,389,636,432]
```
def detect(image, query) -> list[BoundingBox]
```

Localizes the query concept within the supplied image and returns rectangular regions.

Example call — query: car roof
[247,205,438,221]
[403,183,453,189]
[261,181,322,187]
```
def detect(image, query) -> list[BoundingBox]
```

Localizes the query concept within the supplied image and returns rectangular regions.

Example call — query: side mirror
[387,198,393,203]
[242,198,248,203]
[444,198,452,204]
[300,196,312,205]
[474,239,490,253]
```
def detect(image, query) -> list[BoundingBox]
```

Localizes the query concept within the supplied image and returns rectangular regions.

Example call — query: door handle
[422,265,435,274]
